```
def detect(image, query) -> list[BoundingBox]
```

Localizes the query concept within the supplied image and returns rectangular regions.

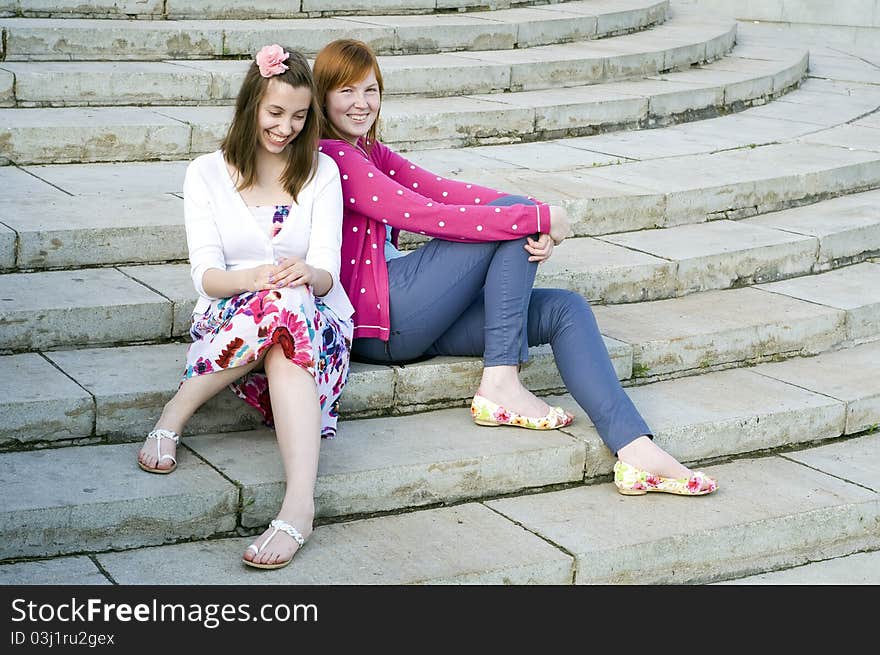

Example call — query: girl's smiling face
[257,78,312,154]
[325,70,381,145]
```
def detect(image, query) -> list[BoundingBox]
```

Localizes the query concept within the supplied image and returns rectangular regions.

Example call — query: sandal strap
[146,428,179,466]
[270,519,305,546]
[146,428,180,444]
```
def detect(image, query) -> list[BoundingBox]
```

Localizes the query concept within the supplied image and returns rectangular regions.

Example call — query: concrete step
[0,390,876,574]
[3,266,878,446]
[7,0,663,21]
[0,13,733,105]
[5,174,877,285]
[0,219,875,351]
[413,137,880,238]
[5,443,879,583]
[0,267,173,351]
[7,136,876,274]
[2,78,876,266]
[695,0,880,29]
[717,550,880,585]
[0,0,669,60]
[0,45,809,163]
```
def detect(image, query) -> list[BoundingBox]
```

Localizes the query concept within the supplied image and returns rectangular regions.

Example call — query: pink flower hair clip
[255,44,290,78]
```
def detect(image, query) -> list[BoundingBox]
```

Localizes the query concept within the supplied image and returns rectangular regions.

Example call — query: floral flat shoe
[470,394,574,431]
[613,460,717,496]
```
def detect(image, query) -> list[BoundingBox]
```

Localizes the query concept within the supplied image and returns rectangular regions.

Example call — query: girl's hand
[247,264,277,292]
[525,233,555,263]
[270,257,315,289]
[548,205,573,245]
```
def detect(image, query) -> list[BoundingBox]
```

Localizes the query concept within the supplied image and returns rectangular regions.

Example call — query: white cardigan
[184,149,354,321]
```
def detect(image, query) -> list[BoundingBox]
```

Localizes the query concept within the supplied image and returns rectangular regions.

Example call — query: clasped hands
[248,257,316,292]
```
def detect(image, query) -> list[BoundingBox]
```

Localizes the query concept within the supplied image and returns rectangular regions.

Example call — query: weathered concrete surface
[785,433,880,493]
[600,219,818,294]
[0,444,238,559]
[800,124,880,153]
[1,194,184,269]
[747,87,880,128]
[468,140,628,171]
[392,341,631,411]
[746,189,880,269]
[98,503,574,584]
[0,268,172,351]
[119,263,194,337]
[718,549,880,584]
[536,236,676,303]
[0,353,93,446]
[487,455,880,584]
[23,160,187,195]
[581,142,880,226]
[0,223,14,271]
[185,409,585,526]
[0,106,191,164]
[757,262,880,341]
[45,343,263,440]
[2,60,215,106]
[150,105,232,155]
[753,341,880,435]
[0,556,110,585]
[339,360,397,417]
[0,165,67,199]
[592,287,847,378]
[553,367,845,478]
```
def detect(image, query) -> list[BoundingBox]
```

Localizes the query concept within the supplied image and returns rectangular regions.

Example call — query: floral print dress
[184,205,353,438]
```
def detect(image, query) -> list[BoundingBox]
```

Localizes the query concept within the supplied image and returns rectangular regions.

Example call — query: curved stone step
[10,436,874,583]
[0,0,669,60]
[1,189,877,353]
[1,340,877,560]
[0,14,733,105]
[9,0,666,21]
[3,261,877,448]
[0,46,807,164]
[4,134,877,275]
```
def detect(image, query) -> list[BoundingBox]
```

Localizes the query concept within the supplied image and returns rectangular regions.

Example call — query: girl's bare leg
[242,345,321,566]
[137,358,261,471]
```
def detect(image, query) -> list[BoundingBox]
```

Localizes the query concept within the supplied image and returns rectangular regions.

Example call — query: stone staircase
[1,0,879,585]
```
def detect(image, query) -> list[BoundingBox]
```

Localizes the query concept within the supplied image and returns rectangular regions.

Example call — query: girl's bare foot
[137,428,179,473]
[242,506,314,568]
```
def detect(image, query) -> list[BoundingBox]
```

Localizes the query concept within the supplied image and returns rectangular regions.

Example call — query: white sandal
[242,519,306,570]
[137,428,180,474]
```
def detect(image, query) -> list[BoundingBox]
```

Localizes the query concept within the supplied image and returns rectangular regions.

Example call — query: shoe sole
[242,558,293,570]
[137,461,176,474]
[614,485,717,496]
[473,419,571,431]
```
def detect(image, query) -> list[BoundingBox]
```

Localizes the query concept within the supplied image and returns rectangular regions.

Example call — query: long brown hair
[221,47,322,202]
[313,39,384,154]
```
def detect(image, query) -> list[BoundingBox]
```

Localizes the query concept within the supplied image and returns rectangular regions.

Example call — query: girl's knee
[541,288,591,314]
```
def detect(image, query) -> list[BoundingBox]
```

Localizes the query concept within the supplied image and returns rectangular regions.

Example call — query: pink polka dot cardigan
[320,138,552,340]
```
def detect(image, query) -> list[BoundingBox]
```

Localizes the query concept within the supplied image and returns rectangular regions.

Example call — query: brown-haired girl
[137,45,354,569]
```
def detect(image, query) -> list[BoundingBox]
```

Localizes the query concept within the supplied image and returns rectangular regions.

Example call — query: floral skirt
[184,286,353,438]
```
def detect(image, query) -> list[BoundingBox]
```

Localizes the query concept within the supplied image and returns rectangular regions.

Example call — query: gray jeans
[352,196,651,454]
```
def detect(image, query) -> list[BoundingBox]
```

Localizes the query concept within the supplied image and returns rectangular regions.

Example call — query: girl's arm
[325,140,552,242]
[375,142,546,207]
